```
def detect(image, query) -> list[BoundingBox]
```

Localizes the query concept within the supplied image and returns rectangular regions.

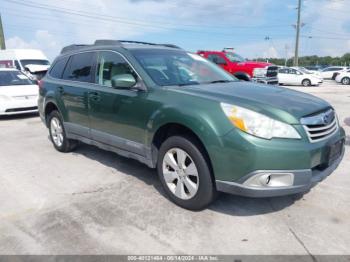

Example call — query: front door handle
[88,91,100,101]
[58,86,64,95]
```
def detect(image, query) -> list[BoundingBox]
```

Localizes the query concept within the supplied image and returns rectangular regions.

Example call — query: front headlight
[253,67,267,77]
[220,103,301,139]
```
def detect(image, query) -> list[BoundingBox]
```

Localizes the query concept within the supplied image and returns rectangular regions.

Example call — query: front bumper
[252,76,279,85]
[216,147,344,197]
[0,98,38,115]
[208,123,346,197]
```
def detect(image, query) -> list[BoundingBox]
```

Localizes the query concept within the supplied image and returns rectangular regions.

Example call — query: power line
[301,35,350,40]
[2,0,290,31]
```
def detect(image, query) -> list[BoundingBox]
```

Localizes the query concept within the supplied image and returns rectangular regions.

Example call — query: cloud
[6,30,61,60]
[301,0,350,56]
[3,0,350,60]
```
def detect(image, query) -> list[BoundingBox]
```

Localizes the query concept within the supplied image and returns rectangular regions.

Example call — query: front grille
[266,66,278,77]
[5,106,38,113]
[301,109,339,143]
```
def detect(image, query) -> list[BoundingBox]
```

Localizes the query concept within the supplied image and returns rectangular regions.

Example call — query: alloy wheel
[50,117,64,147]
[162,147,199,200]
[342,77,350,85]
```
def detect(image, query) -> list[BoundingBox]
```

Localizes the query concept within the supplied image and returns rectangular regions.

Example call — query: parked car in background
[335,70,350,85]
[278,67,323,86]
[38,40,345,210]
[304,65,324,72]
[0,49,50,80]
[197,48,278,85]
[292,66,323,78]
[319,66,348,80]
[0,68,39,115]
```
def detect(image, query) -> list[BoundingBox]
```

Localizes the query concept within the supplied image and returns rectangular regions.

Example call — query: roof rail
[119,40,158,46]
[60,44,89,54]
[161,44,181,49]
[94,39,123,46]
[60,40,182,54]
[105,40,182,49]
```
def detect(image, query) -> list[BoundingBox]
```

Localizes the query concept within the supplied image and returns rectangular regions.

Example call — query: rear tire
[157,136,217,210]
[302,79,311,87]
[48,110,78,152]
[341,77,350,85]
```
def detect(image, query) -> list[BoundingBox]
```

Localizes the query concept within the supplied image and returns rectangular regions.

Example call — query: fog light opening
[245,172,295,188]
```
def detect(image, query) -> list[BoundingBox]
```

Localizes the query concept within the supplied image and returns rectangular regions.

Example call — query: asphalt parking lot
[0,80,349,255]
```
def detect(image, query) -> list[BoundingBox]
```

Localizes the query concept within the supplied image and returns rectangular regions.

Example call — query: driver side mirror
[111,74,137,89]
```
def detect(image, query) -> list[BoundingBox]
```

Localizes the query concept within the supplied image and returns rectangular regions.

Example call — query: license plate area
[327,140,344,166]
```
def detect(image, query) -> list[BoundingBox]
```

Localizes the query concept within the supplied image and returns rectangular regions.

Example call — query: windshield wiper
[177,82,200,86]
[208,80,233,84]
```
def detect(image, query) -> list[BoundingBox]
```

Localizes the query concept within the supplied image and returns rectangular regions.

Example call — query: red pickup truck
[197,48,278,85]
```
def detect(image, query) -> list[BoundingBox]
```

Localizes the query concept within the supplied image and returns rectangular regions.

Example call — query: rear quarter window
[49,57,69,79]
[63,52,95,82]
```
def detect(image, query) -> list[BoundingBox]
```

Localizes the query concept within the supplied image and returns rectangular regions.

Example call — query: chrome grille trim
[266,66,278,77]
[301,109,339,143]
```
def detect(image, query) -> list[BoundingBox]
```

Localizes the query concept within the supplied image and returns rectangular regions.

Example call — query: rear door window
[63,52,95,83]
[49,57,69,79]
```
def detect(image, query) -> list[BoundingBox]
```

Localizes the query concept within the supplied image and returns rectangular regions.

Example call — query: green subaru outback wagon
[38,40,345,210]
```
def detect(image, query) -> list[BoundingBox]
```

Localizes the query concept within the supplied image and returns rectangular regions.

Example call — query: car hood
[24,64,50,73]
[167,81,330,124]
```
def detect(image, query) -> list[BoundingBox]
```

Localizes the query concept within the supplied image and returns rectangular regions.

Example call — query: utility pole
[294,0,302,66]
[0,14,5,50]
[285,44,289,66]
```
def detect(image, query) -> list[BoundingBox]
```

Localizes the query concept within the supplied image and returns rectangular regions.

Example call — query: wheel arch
[150,122,216,184]
[44,100,61,127]
[302,78,311,86]
[341,76,350,84]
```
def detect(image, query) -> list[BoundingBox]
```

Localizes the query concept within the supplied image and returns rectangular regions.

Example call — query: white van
[0,49,50,80]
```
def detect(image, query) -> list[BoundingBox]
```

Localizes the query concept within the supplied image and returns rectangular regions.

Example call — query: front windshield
[20,59,50,67]
[131,49,236,86]
[0,71,33,86]
[224,52,246,63]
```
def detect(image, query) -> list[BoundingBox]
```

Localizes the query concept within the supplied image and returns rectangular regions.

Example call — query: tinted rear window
[63,52,95,82]
[50,57,69,79]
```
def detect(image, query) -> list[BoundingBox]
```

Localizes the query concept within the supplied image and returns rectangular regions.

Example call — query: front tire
[341,77,350,85]
[157,136,216,210]
[302,79,311,87]
[48,110,78,152]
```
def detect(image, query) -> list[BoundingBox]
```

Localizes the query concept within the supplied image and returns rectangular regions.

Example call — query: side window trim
[48,50,143,88]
